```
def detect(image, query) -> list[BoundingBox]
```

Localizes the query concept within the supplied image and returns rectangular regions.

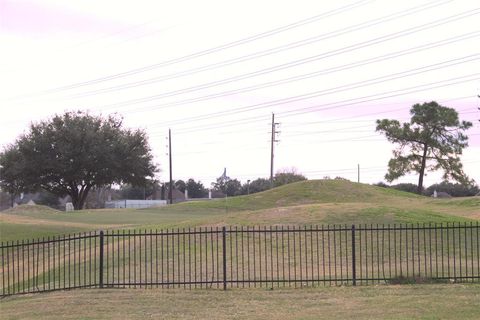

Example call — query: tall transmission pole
[168,128,173,205]
[270,113,280,186]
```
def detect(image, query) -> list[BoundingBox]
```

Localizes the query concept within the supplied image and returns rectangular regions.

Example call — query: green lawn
[1,180,479,319]
[1,180,478,242]
[1,284,479,319]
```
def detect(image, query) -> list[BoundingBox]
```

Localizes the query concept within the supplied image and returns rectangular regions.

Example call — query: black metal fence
[1,223,479,296]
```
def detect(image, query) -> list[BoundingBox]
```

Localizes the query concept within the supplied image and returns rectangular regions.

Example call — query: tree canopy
[274,168,307,187]
[120,179,159,200]
[0,111,157,210]
[425,181,479,197]
[212,174,242,196]
[376,101,472,193]
[243,178,271,194]
[186,178,208,198]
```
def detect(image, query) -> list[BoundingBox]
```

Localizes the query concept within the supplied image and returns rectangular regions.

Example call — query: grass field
[1,284,479,319]
[1,180,479,319]
[1,180,478,242]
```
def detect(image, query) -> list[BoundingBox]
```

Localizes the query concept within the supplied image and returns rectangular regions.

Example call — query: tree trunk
[71,193,80,210]
[77,185,92,210]
[417,144,429,194]
[69,185,92,210]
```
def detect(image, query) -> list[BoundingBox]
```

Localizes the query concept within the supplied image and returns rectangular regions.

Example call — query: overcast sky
[0,0,479,188]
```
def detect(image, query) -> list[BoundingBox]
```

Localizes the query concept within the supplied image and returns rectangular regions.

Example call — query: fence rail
[1,223,479,296]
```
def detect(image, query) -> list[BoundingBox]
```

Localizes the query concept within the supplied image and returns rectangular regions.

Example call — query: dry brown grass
[1,284,479,319]
[0,213,127,230]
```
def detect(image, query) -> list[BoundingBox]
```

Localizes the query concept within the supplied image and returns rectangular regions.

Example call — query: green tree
[174,180,186,193]
[242,178,271,194]
[274,168,307,187]
[391,183,420,194]
[0,111,157,210]
[0,145,27,207]
[36,190,61,207]
[426,181,479,197]
[376,101,472,194]
[212,174,242,196]
[186,179,208,198]
[120,179,159,200]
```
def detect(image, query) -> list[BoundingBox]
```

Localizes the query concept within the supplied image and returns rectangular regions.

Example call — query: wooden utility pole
[270,113,280,186]
[357,164,360,183]
[169,128,173,205]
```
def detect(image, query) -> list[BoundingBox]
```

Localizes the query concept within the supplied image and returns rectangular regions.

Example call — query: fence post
[99,231,104,288]
[351,225,356,286]
[222,226,227,291]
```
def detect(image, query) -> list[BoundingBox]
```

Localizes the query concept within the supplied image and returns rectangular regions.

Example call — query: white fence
[105,199,167,209]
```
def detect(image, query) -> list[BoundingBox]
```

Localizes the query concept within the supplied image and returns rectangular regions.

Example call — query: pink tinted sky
[0,0,128,36]
[0,0,479,187]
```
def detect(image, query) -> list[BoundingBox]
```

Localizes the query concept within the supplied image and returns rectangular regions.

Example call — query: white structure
[105,199,167,209]
[65,202,74,212]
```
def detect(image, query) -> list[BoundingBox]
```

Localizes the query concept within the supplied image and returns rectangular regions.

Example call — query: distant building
[432,190,452,198]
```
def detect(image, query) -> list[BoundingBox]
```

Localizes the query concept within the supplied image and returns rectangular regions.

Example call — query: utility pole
[357,164,360,183]
[270,113,280,186]
[169,128,173,205]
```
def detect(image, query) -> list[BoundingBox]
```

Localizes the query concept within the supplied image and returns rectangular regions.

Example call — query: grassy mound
[170,179,422,212]
[3,204,61,214]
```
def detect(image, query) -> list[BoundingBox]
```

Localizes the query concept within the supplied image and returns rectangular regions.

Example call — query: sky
[0,0,479,189]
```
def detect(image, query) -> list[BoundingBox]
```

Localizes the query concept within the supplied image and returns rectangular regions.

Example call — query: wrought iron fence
[1,223,479,296]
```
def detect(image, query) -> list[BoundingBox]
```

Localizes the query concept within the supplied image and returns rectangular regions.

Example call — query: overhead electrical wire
[94,7,480,111]
[141,56,480,129]
[149,78,479,136]
[109,31,479,113]
[72,0,451,99]
[35,0,373,95]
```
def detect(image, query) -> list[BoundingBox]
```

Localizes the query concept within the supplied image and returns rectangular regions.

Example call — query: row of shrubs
[373,181,479,197]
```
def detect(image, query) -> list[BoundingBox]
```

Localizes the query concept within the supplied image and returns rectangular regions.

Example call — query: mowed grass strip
[1,284,479,319]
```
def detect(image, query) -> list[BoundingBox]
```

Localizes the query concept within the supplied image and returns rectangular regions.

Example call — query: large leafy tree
[0,111,157,210]
[174,180,186,193]
[0,145,26,206]
[186,178,208,198]
[212,174,242,196]
[376,101,472,194]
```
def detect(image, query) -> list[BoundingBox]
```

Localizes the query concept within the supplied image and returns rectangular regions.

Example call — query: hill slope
[170,179,422,212]
[1,180,478,242]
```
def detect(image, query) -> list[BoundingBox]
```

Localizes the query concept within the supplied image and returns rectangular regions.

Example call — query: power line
[147,90,478,138]
[96,9,480,112]
[108,32,480,113]
[32,0,372,95]
[143,59,480,129]
[71,0,451,100]
[279,74,480,118]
